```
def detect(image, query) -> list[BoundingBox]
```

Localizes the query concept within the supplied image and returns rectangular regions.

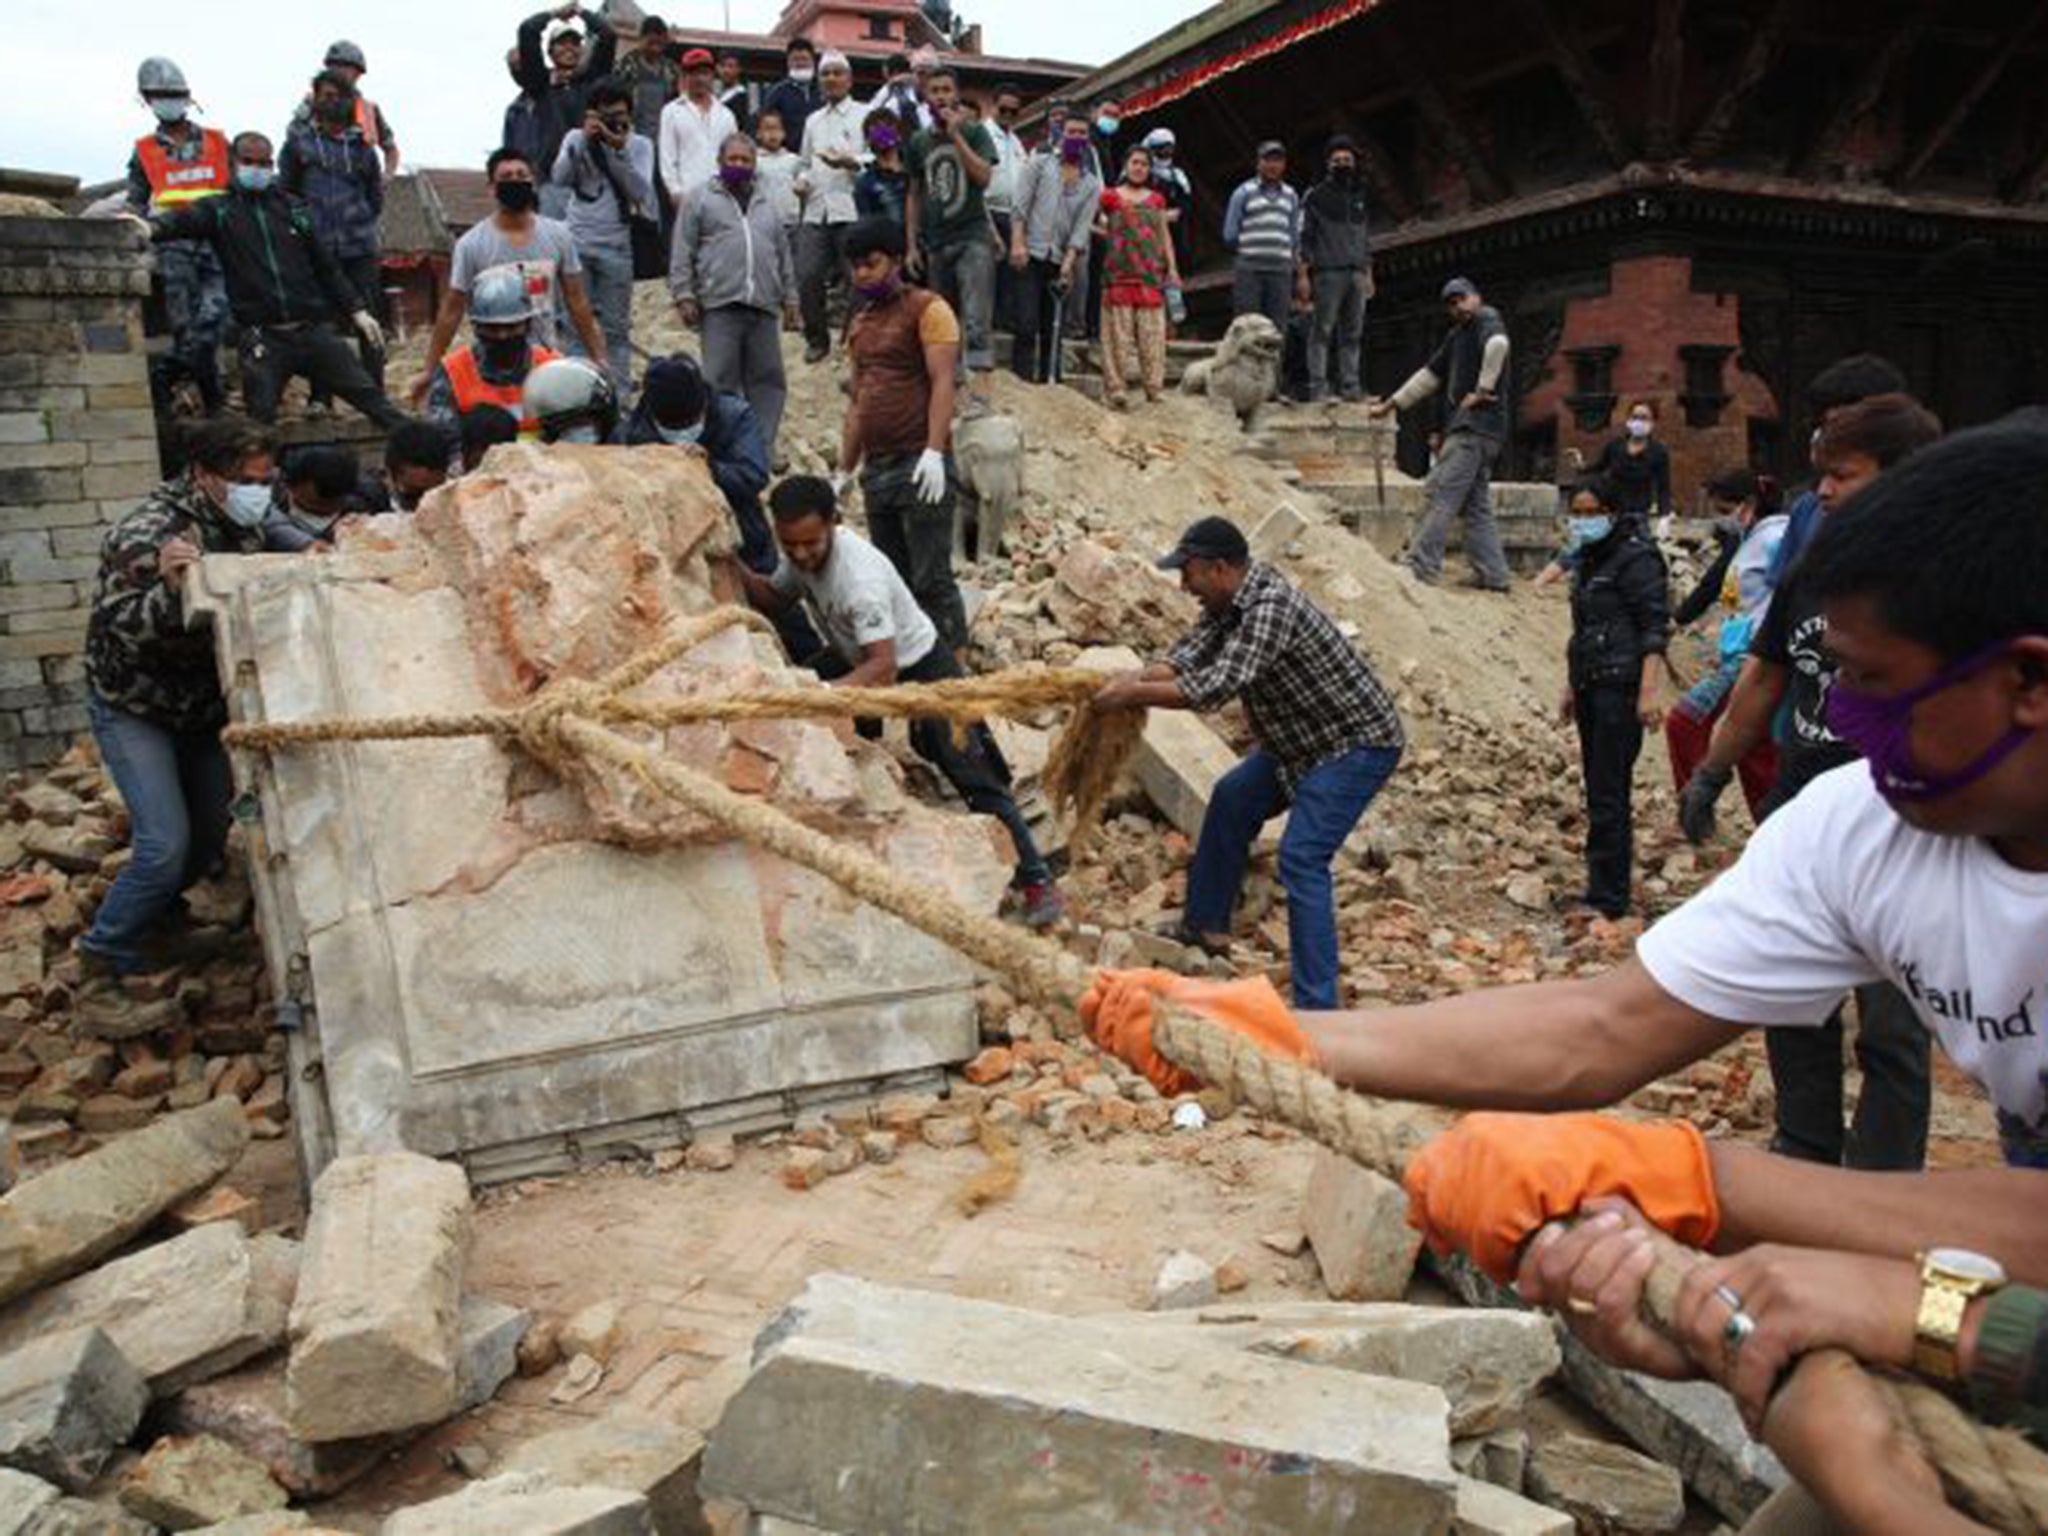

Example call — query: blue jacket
[1766,489,1822,590]
[279,122,384,261]
[622,387,772,568]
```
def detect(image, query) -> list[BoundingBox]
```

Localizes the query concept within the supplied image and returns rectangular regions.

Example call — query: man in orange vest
[125,56,230,414]
[421,267,559,436]
[288,41,400,177]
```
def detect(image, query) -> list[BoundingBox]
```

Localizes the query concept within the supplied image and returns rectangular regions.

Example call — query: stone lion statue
[1180,313,1284,430]
[951,408,1025,567]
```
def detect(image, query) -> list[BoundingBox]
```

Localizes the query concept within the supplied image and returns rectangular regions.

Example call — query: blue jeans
[572,245,635,398]
[1184,743,1400,1010]
[79,695,235,974]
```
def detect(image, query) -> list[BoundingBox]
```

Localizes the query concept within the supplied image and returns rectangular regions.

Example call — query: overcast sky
[7,0,1191,186]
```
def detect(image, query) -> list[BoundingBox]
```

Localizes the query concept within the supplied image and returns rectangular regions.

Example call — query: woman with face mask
[75,417,278,1038]
[1555,477,1674,920]
[1587,400,1675,526]
[1095,147,1179,409]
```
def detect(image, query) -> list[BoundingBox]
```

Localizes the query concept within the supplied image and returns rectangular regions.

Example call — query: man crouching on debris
[1091,515,1404,1010]
[1088,416,2048,1535]
[730,475,1064,928]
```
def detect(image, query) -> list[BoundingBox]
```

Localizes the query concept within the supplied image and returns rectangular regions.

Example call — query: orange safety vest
[134,127,231,210]
[444,344,560,437]
[352,93,382,145]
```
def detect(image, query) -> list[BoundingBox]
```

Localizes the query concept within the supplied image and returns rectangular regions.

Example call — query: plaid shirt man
[1169,560,1404,792]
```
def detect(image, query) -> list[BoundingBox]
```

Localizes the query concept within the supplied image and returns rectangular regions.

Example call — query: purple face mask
[868,126,900,152]
[1824,640,2037,804]
[719,163,754,191]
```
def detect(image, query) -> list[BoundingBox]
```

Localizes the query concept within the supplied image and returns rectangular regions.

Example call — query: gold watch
[1913,1248,2007,1382]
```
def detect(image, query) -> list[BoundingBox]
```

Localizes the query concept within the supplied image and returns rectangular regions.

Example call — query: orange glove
[1403,1112,1721,1282]
[1079,968,1316,1097]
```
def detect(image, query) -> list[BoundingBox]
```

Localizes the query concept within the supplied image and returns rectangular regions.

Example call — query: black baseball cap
[1157,516,1250,570]
[1256,139,1287,159]
[1441,276,1479,300]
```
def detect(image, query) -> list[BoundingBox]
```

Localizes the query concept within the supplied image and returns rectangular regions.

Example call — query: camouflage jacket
[85,474,264,733]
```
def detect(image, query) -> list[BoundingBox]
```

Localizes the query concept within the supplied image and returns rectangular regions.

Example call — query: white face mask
[788,67,815,84]
[655,421,705,446]
[1627,417,1653,440]
[222,481,273,529]
[556,424,602,445]
[149,97,190,124]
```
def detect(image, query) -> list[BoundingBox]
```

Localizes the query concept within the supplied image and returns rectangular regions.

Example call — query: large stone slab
[170,1294,527,1498]
[1119,1301,1561,1436]
[0,1326,148,1491]
[0,1225,298,1397]
[500,1412,705,1536]
[702,1274,1456,1534]
[0,1099,248,1307]
[1427,1250,1784,1524]
[1302,1147,1421,1302]
[0,1469,59,1535]
[1525,1434,1684,1535]
[287,1152,470,1443]
[381,1473,652,1536]
[192,446,1007,1182]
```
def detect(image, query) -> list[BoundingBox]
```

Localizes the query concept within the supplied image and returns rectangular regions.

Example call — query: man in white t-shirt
[1083,413,2048,1530]
[730,475,1064,928]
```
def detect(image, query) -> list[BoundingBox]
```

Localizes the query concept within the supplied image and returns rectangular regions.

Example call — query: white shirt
[755,148,803,227]
[659,95,739,204]
[771,527,937,671]
[798,95,867,226]
[1638,763,2048,1152]
[984,123,1025,213]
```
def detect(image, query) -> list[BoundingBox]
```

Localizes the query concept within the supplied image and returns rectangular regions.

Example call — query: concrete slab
[702,1273,1456,1534]
[0,1098,248,1306]
[380,1473,652,1536]
[0,1225,297,1397]
[192,446,1006,1183]
[287,1152,470,1443]
[0,1325,148,1490]
[500,1412,705,1536]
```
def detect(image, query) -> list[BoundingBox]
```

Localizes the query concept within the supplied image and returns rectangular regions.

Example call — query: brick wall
[0,218,156,769]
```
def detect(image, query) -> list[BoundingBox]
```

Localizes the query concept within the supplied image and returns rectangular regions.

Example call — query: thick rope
[225,611,2048,1534]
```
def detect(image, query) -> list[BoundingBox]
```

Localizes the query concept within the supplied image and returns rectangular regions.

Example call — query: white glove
[350,310,385,353]
[912,448,948,506]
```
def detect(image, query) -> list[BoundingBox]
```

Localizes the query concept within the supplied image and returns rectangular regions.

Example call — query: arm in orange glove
[1402,1111,1720,1282]
[1080,968,1318,1097]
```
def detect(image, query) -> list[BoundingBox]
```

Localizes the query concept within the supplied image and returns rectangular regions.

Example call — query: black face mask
[319,98,354,126]
[494,180,540,214]
[480,335,529,372]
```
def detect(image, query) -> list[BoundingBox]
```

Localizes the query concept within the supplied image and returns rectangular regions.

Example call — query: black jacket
[621,389,771,568]
[1301,173,1369,271]
[515,8,617,180]
[152,188,359,329]
[1568,525,1671,690]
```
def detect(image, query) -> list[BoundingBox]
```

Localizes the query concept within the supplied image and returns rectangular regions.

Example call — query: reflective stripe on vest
[444,344,560,437]
[135,128,231,209]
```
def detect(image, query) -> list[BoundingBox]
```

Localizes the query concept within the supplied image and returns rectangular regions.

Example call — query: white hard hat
[469,268,532,328]
[137,56,190,96]
[525,358,618,442]
[1142,127,1177,150]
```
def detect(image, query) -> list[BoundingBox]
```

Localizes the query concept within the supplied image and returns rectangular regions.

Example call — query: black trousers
[808,644,1049,885]
[319,252,387,397]
[240,322,406,430]
[1010,258,1067,382]
[1573,683,1642,918]
[1765,985,1932,1170]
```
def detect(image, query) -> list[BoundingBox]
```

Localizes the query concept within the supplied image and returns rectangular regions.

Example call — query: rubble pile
[0,750,287,1187]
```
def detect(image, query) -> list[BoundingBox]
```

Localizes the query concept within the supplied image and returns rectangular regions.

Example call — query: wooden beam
[1795,2,1937,180]
[1645,0,1687,161]
[1346,125,1418,223]
[1898,0,2048,185]
[2008,129,2048,205]
[1686,0,1803,164]
[1378,18,1511,204]
[1511,0,1633,166]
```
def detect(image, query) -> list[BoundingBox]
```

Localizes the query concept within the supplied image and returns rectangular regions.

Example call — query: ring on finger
[1722,1308,1757,1355]
[1566,1295,1598,1317]
[1713,1283,1744,1315]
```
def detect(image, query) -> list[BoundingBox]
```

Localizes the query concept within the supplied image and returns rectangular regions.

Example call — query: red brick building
[1062,0,2048,493]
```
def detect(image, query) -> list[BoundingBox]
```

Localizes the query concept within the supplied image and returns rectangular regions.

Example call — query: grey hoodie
[669,179,797,314]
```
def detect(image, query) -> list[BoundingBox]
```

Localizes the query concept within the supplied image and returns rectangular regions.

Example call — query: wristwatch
[1914,1248,2007,1382]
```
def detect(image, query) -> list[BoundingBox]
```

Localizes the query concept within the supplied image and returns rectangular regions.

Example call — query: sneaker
[1463,574,1513,593]
[803,343,830,365]
[1015,880,1066,929]
[1405,565,1440,587]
